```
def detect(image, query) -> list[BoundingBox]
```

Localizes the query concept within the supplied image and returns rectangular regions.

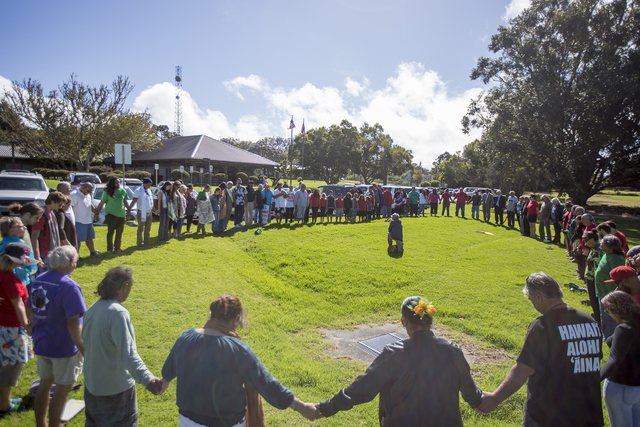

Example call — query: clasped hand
[145,377,169,396]
[474,391,499,414]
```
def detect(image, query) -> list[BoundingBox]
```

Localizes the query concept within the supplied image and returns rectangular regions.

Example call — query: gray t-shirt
[82,299,154,396]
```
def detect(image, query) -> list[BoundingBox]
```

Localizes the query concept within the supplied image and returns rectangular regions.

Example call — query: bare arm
[477,361,534,413]
[11,297,31,335]
[31,229,42,263]
[67,314,85,356]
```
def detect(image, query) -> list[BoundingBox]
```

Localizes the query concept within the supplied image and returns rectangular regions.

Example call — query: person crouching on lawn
[387,213,403,252]
[316,296,482,425]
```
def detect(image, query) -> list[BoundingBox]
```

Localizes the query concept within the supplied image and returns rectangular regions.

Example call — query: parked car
[64,172,101,188]
[118,178,143,192]
[91,184,137,225]
[0,170,49,215]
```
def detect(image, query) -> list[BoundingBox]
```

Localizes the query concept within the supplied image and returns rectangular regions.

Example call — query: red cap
[605,266,639,283]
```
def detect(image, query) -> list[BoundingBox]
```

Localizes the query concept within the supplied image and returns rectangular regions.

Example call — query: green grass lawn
[5,213,635,426]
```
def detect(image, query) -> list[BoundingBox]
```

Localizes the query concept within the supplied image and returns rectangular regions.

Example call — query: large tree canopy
[2,74,157,171]
[462,0,640,204]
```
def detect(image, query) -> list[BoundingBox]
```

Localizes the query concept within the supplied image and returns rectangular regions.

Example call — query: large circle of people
[0,177,639,426]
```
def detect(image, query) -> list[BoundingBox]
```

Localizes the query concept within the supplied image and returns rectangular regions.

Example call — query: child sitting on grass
[386,213,404,252]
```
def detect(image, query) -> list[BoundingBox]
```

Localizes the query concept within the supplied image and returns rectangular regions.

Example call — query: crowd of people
[0,177,639,426]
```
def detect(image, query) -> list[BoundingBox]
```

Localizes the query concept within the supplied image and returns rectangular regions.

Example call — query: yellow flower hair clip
[411,300,436,319]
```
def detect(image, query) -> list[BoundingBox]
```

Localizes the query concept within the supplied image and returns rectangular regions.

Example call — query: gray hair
[601,235,623,254]
[392,213,400,220]
[581,213,594,222]
[47,245,79,269]
[57,182,71,192]
[551,197,560,204]
[523,272,563,300]
[226,181,233,185]
[179,185,187,192]
[574,206,585,214]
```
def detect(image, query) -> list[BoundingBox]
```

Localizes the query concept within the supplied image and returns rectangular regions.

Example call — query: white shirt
[134,187,153,218]
[285,190,296,208]
[70,190,93,224]
[273,189,287,208]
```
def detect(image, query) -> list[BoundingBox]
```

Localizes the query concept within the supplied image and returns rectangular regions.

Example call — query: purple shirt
[428,193,440,203]
[28,271,86,358]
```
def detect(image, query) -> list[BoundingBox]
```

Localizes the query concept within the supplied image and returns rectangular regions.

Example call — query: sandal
[0,403,23,416]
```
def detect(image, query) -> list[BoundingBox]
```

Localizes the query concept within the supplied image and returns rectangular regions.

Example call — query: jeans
[455,203,465,217]
[539,218,551,240]
[254,207,262,224]
[234,204,244,226]
[158,209,170,241]
[418,204,425,216]
[136,212,152,245]
[176,217,184,235]
[430,202,438,215]
[603,378,640,427]
[382,206,392,218]
[441,202,450,216]
[388,234,403,252]
[600,300,617,340]
[296,206,306,220]
[410,204,418,216]
[212,210,220,232]
[105,214,125,251]
[471,205,480,219]
[85,385,138,427]
[507,210,516,227]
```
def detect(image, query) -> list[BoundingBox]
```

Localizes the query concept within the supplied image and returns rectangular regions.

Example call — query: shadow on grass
[388,250,404,258]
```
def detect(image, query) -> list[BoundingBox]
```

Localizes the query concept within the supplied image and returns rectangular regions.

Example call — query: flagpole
[290,115,294,186]
[301,118,305,182]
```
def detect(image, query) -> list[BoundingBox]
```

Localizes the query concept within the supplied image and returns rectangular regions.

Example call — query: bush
[88,165,112,175]
[98,172,111,183]
[214,173,226,181]
[248,175,259,183]
[297,177,303,182]
[420,181,430,188]
[236,172,248,183]
[430,180,440,187]
[126,170,152,180]
[171,169,190,180]
[46,169,69,180]
[191,171,201,180]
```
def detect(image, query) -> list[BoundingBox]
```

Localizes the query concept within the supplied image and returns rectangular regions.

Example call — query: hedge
[214,173,226,181]
[171,169,190,180]
[236,172,248,183]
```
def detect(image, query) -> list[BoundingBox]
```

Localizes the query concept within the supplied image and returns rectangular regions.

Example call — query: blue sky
[1,0,529,167]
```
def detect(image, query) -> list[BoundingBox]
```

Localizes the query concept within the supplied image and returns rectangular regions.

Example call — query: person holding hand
[317,295,482,426]
[82,266,163,426]
[161,294,319,426]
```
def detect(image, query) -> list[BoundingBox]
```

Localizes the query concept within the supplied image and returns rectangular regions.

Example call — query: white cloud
[0,76,12,97]
[222,74,268,101]
[503,0,530,22]
[128,63,485,166]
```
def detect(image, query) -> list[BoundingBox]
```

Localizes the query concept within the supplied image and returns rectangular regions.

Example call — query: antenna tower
[174,65,183,136]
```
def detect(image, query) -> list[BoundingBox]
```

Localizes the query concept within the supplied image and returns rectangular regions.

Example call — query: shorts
[327,208,334,216]
[274,207,285,216]
[335,208,344,217]
[75,222,95,242]
[344,208,351,217]
[37,352,84,385]
[0,362,24,388]
[527,214,537,223]
[358,210,367,216]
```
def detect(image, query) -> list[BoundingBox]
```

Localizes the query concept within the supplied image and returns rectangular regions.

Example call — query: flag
[301,120,305,136]
[288,117,295,129]
[262,176,268,185]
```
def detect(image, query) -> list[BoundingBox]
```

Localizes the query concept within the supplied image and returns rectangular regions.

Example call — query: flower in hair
[411,299,436,319]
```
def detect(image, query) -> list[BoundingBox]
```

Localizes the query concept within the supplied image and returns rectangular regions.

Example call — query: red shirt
[527,201,539,215]
[309,194,320,207]
[0,270,28,327]
[454,192,468,204]
[335,198,344,208]
[32,211,54,256]
[441,193,452,203]
[383,191,393,206]
[615,232,628,256]
[358,200,367,211]
[320,198,327,208]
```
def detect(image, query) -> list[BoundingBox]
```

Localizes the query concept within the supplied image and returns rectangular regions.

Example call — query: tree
[3,74,157,171]
[155,124,179,141]
[463,0,640,205]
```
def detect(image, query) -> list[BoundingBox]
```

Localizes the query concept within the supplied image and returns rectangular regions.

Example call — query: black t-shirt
[518,307,604,426]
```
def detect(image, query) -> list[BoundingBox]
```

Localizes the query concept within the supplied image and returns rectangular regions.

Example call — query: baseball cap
[605,266,638,283]
[142,177,153,184]
[3,242,38,266]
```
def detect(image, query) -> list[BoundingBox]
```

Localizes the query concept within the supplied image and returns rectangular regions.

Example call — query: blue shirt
[162,328,293,425]
[0,236,37,286]
[263,190,273,206]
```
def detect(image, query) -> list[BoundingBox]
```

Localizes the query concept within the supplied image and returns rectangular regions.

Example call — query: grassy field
[588,191,640,208]
[4,213,638,426]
